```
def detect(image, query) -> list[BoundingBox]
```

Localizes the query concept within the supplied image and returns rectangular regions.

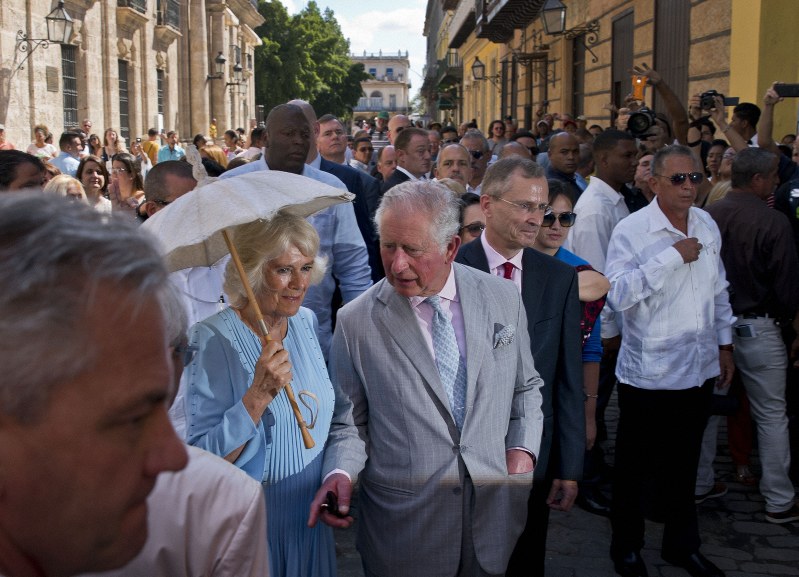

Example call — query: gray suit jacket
[323,263,544,576]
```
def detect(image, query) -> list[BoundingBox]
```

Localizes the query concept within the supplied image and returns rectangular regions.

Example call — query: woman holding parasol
[185,212,337,576]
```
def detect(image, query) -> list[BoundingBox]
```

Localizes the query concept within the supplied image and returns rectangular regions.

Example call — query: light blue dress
[186,306,336,577]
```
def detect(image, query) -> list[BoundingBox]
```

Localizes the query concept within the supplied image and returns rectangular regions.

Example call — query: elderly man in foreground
[309,180,544,577]
[0,194,188,576]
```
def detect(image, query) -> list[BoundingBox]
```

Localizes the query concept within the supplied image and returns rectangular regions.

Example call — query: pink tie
[501,262,514,280]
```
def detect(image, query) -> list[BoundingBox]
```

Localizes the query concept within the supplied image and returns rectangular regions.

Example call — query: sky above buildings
[278,0,427,100]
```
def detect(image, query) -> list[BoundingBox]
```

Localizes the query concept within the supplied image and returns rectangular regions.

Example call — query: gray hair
[730,147,778,189]
[375,180,461,252]
[651,144,696,178]
[482,157,546,199]
[0,194,169,423]
[223,211,327,309]
[460,129,490,152]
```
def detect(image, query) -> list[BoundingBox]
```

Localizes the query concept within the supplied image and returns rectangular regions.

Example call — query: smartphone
[632,75,646,100]
[321,491,348,519]
[775,83,799,98]
[734,324,757,338]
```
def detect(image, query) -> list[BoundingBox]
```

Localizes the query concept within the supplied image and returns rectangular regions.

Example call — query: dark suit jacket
[456,238,584,481]
[319,157,383,281]
[379,167,410,197]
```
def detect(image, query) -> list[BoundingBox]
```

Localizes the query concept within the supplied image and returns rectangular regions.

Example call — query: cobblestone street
[334,392,799,577]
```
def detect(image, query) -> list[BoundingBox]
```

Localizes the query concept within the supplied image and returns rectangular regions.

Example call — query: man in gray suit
[309,180,545,577]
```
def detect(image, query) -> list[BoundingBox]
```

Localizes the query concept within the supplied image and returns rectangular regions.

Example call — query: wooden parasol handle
[223,229,315,449]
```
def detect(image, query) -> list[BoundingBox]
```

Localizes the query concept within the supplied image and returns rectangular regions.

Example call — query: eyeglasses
[111,167,128,174]
[542,211,577,228]
[460,222,485,236]
[494,196,552,215]
[468,150,484,160]
[654,172,703,185]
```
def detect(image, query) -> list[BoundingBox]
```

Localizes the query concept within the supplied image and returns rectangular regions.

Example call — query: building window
[611,11,634,113]
[386,67,394,80]
[369,67,377,78]
[157,69,164,116]
[61,45,78,129]
[156,0,180,29]
[389,94,396,110]
[118,60,130,142]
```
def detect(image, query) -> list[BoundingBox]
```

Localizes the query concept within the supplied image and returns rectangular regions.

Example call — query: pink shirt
[408,266,466,361]
[480,233,524,293]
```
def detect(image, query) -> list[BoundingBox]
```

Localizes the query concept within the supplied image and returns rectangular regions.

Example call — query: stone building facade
[423,0,799,135]
[0,0,264,147]
[351,51,411,123]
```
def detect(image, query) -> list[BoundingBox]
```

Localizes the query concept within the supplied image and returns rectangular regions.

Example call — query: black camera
[626,107,657,138]
[700,90,740,110]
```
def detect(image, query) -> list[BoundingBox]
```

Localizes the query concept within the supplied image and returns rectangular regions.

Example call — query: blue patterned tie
[426,295,467,429]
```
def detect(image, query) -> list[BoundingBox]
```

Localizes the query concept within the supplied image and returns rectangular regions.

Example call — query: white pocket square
[493,324,516,349]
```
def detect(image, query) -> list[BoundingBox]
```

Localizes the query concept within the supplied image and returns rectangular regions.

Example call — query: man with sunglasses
[461,129,491,195]
[605,145,734,577]
[456,157,583,577]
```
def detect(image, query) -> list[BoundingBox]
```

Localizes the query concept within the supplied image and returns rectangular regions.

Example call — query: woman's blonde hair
[223,211,326,309]
[200,144,228,168]
[43,175,88,202]
[706,180,732,206]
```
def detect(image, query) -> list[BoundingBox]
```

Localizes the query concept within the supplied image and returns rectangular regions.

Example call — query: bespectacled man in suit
[309,180,545,577]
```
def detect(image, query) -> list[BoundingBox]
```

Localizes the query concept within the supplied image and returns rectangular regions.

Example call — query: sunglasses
[460,222,485,236]
[654,172,703,185]
[469,150,484,160]
[542,211,577,228]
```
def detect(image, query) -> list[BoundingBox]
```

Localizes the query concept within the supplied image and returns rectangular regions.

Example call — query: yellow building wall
[731,0,799,136]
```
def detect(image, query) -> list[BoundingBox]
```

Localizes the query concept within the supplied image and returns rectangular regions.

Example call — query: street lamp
[208,52,226,80]
[540,0,601,63]
[471,57,500,87]
[15,1,74,71]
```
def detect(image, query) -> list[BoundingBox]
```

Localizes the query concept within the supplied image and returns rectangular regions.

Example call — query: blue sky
[277,0,427,99]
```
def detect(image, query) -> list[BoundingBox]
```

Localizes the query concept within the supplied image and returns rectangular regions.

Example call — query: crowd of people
[0,64,798,577]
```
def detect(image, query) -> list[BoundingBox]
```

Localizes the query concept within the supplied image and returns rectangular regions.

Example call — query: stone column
[188,0,209,138]
[208,7,228,135]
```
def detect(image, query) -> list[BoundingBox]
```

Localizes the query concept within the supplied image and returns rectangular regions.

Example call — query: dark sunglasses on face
[655,172,704,185]
[469,150,484,160]
[460,222,485,236]
[542,211,577,228]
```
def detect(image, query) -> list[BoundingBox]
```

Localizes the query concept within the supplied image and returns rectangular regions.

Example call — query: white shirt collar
[480,233,524,273]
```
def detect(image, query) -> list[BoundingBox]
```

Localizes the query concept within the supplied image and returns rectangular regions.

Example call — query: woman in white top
[26,124,58,159]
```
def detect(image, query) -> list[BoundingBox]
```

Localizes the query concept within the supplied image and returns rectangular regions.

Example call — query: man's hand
[688,93,703,122]
[764,81,783,107]
[308,473,354,529]
[547,479,579,512]
[717,350,735,388]
[632,62,662,87]
[673,237,703,263]
[506,449,534,474]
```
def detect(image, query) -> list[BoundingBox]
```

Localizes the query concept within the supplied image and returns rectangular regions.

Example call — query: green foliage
[254,1,367,119]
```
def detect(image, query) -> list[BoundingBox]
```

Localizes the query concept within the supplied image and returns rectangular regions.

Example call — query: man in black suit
[455,157,584,577]
[380,127,431,196]
[289,100,383,281]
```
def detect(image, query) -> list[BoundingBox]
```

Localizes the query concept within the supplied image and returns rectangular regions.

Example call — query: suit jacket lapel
[375,281,454,421]
[521,249,545,329]
[459,237,491,273]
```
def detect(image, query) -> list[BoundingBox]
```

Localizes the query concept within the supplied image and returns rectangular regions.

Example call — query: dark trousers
[506,478,552,577]
[610,380,713,559]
